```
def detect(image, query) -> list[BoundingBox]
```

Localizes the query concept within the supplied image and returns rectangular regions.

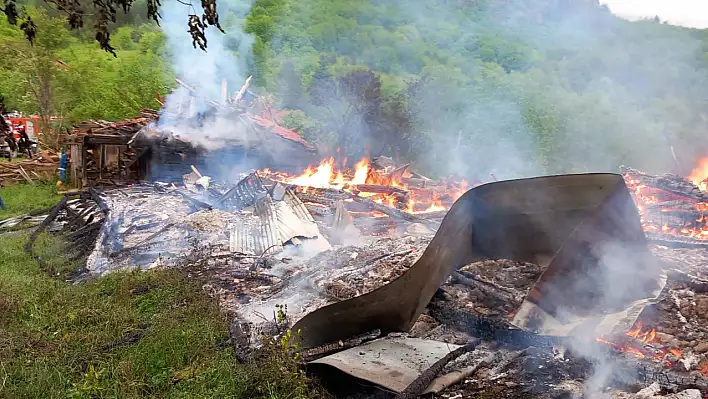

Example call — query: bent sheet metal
[293,173,665,348]
[309,337,463,394]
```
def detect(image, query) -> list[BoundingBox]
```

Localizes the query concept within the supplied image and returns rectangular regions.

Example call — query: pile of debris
[79,172,334,275]
[258,156,467,240]
[12,160,708,398]
[193,235,708,398]
[69,109,160,137]
[0,150,59,185]
[622,166,708,247]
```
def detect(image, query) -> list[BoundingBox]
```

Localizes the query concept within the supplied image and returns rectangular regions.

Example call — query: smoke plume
[157,0,254,150]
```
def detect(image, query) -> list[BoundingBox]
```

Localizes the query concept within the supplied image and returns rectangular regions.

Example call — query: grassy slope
[0,183,62,219]
[0,184,318,399]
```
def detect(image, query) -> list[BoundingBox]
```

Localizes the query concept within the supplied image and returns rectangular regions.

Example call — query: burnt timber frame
[65,134,142,189]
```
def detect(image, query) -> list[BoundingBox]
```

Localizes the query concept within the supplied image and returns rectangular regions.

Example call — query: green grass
[0,182,62,219]
[0,184,322,399]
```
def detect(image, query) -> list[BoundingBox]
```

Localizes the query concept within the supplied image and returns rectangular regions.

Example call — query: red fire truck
[5,115,41,142]
[1,114,44,158]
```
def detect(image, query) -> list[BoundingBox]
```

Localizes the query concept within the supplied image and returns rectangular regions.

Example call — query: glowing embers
[622,168,708,241]
[596,321,685,370]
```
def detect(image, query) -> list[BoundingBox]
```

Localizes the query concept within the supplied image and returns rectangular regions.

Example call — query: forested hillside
[1,0,707,180]
[244,0,708,179]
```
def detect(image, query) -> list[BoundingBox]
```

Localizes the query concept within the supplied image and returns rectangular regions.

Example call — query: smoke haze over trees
[1,0,708,181]
[244,0,708,180]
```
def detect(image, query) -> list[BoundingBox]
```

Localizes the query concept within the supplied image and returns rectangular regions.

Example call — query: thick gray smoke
[158,0,254,150]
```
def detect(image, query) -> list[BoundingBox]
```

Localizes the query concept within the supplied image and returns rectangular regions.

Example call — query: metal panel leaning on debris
[292,173,664,349]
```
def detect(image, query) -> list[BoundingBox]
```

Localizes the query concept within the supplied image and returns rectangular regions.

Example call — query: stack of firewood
[0,151,59,185]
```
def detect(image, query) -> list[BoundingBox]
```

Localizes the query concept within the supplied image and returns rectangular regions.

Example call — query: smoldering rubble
[11,155,708,398]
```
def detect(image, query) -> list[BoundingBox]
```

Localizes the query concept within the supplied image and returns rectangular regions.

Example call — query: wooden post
[98,144,104,180]
[69,143,81,188]
[118,146,122,179]
[81,138,88,188]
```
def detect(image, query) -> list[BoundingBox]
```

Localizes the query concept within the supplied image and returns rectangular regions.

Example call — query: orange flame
[624,170,708,241]
[407,192,447,214]
[259,157,468,215]
[688,158,708,191]
[625,321,656,343]
[596,321,683,368]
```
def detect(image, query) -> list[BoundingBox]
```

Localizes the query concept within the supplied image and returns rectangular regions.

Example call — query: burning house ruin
[14,78,708,398]
[62,79,318,189]
[13,152,708,398]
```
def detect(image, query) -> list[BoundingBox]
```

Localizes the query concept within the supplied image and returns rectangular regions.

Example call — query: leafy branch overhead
[0,0,223,56]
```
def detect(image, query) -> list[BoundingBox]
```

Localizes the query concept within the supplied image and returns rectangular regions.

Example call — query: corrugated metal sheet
[272,201,320,242]
[283,189,316,224]
[229,216,281,256]
[230,193,325,255]
[256,197,281,254]
[216,173,267,210]
[255,196,319,243]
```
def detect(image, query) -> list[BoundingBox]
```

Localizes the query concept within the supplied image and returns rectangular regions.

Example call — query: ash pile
[80,151,469,276]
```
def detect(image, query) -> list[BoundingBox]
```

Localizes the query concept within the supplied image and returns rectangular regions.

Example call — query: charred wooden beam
[352,184,408,197]
[176,191,213,211]
[88,187,109,213]
[229,271,277,283]
[352,196,436,228]
[24,195,70,270]
[109,223,176,258]
[451,271,523,308]
[428,296,560,348]
[300,329,381,362]
[289,185,352,201]
[66,221,102,241]
[297,193,337,207]
[621,166,706,202]
[388,163,410,181]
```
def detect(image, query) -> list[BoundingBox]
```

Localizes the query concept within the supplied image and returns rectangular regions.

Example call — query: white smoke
[157,0,255,149]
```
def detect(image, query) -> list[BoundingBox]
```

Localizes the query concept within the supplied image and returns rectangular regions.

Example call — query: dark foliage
[0,0,223,55]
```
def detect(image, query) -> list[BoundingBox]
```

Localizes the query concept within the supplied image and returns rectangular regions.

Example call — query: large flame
[688,158,708,191]
[259,157,468,215]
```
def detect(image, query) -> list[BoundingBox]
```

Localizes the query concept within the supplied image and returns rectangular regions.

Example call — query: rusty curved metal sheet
[292,173,662,349]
